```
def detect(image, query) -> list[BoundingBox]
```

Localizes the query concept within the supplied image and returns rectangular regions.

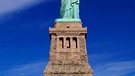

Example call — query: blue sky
[0,0,135,76]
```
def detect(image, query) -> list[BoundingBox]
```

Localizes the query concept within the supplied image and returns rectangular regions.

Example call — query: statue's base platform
[55,18,81,22]
[44,61,93,76]
[44,21,93,76]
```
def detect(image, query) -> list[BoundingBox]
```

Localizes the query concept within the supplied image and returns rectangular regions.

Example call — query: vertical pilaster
[64,37,66,49]
[56,37,59,50]
[77,37,79,49]
[70,37,73,49]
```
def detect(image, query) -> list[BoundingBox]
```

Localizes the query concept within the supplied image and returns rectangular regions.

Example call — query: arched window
[66,37,70,48]
[73,37,78,48]
[59,37,64,48]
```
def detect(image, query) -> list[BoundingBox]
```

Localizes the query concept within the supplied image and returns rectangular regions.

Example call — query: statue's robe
[60,0,80,18]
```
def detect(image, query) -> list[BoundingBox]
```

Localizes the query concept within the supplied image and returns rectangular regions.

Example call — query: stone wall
[44,22,93,76]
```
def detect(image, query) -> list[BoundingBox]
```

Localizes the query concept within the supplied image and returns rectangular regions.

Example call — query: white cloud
[93,61,135,76]
[0,0,49,15]
[2,61,47,76]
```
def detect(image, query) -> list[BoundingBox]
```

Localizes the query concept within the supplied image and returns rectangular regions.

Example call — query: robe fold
[60,0,80,18]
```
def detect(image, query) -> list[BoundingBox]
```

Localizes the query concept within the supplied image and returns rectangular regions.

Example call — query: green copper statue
[56,0,81,22]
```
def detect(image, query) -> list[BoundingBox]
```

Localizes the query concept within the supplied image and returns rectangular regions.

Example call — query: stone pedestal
[44,22,93,76]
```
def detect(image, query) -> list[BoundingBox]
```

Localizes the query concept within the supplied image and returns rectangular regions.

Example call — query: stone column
[56,37,59,50]
[64,37,66,49]
[77,37,79,49]
[70,37,73,49]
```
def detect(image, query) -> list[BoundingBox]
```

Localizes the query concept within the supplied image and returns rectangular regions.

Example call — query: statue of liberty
[60,0,80,19]
[56,0,80,22]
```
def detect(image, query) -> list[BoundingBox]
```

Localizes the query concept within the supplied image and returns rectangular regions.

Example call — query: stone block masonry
[44,22,93,76]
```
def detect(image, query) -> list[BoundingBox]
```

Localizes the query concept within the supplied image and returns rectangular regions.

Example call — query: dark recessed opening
[59,37,64,48]
[66,37,70,48]
[67,26,69,28]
